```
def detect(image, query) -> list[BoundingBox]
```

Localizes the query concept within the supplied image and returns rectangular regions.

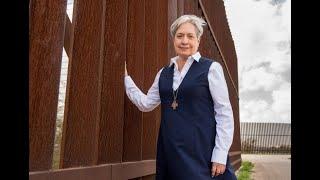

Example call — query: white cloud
[243,99,268,113]
[279,0,291,37]
[240,66,283,92]
[224,0,290,70]
[240,99,278,123]
[239,82,291,123]
[271,82,291,123]
[224,0,291,123]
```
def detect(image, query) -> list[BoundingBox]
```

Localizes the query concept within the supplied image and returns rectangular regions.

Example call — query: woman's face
[173,22,200,59]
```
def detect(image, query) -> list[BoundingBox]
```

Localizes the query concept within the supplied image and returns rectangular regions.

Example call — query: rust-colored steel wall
[30,0,241,178]
[98,0,128,164]
[123,0,145,167]
[60,0,106,168]
[142,0,160,161]
[29,0,67,171]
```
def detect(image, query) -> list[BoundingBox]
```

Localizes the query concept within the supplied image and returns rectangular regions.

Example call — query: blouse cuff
[211,148,228,165]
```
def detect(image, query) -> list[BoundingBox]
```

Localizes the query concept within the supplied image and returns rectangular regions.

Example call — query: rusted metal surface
[30,160,155,180]
[63,15,72,57]
[167,0,177,59]
[97,0,128,164]
[60,0,105,168]
[199,0,239,96]
[112,160,156,180]
[142,0,160,161]
[183,0,198,15]
[229,151,242,170]
[123,0,145,162]
[158,0,169,66]
[29,0,67,171]
[177,0,184,17]
[30,164,112,180]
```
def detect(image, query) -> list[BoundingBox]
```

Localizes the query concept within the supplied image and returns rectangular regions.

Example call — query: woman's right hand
[125,61,128,77]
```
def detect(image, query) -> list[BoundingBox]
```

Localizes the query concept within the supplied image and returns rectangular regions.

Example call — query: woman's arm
[124,62,162,112]
[208,62,234,165]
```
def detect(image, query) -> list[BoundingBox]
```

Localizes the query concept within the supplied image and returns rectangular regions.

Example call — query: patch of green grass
[236,161,254,180]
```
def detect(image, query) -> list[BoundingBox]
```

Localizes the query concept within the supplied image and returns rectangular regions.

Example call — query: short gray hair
[170,15,207,39]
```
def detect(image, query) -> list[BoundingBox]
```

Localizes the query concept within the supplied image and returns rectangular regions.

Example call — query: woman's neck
[178,55,188,62]
[177,57,187,72]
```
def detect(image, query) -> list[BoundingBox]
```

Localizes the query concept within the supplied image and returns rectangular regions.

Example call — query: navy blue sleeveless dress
[156,57,237,180]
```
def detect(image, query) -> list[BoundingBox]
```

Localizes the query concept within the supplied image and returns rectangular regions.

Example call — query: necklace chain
[171,88,179,110]
[173,88,179,100]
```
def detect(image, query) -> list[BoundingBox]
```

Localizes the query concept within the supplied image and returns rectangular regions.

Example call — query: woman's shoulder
[160,64,173,72]
[199,57,217,63]
[156,64,174,78]
[199,57,224,73]
[155,66,166,76]
[200,57,222,65]
[199,57,220,67]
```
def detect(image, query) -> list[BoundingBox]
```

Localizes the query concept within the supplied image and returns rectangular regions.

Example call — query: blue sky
[224,0,291,123]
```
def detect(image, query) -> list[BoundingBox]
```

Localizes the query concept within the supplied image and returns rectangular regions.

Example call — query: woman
[124,15,237,180]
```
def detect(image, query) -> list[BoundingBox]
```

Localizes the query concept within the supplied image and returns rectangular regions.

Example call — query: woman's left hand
[211,162,226,177]
[124,61,128,77]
